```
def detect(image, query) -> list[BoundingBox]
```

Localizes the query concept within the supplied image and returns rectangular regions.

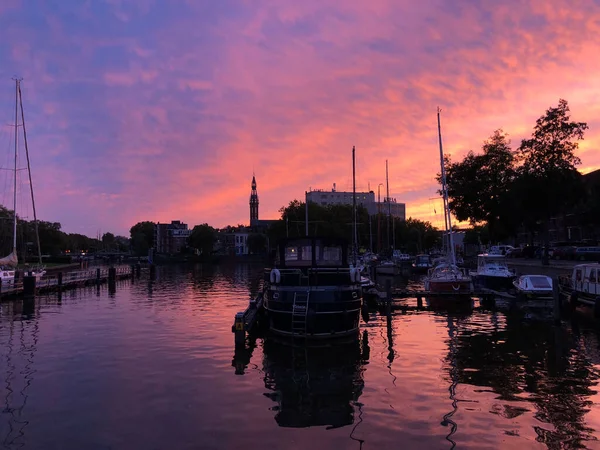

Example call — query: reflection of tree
[261,333,369,430]
[446,314,599,447]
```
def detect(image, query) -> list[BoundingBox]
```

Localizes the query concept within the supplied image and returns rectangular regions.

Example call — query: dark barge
[263,237,362,339]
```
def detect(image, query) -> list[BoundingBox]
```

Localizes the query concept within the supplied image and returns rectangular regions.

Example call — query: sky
[0,0,599,237]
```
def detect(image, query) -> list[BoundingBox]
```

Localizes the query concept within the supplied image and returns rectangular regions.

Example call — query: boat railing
[265,267,356,287]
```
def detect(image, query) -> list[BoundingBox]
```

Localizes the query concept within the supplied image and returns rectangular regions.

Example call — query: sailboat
[423,109,472,295]
[0,79,45,286]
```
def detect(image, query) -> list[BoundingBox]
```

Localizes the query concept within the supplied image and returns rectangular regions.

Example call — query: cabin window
[590,269,597,283]
[530,276,551,289]
[316,245,342,266]
[576,269,582,282]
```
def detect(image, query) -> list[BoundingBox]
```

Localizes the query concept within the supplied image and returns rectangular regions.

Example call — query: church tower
[249,174,259,225]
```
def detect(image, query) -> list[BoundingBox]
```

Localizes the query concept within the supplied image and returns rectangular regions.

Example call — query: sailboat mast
[352,146,357,265]
[12,79,18,253]
[437,108,456,265]
[385,159,390,252]
[19,82,42,265]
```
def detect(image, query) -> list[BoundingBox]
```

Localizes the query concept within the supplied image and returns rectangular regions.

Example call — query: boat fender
[270,268,281,284]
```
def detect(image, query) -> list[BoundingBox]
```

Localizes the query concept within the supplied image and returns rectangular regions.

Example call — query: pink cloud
[1,0,599,236]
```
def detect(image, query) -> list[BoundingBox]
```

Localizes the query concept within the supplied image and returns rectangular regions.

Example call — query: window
[576,269,582,282]
[590,269,597,283]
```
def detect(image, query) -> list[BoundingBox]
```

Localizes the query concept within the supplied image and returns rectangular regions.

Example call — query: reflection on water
[261,333,369,430]
[1,264,600,449]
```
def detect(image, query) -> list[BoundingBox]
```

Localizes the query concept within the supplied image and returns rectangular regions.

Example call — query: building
[305,183,406,219]
[250,174,259,225]
[154,220,192,254]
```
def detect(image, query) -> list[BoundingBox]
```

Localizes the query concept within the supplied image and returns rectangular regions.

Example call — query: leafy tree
[247,233,268,254]
[130,221,155,256]
[516,99,587,262]
[441,129,517,241]
[188,223,217,255]
[102,232,115,249]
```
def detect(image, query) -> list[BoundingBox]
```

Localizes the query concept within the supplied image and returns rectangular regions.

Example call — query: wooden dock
[0,265,139,298]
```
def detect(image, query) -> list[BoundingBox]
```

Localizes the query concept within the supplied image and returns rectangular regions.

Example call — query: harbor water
[2,263,600,449]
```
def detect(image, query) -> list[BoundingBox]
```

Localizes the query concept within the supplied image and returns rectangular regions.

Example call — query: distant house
[154,220,192,254]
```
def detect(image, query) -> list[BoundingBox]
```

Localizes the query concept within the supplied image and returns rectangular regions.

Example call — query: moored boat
[423,109,473,298]
[424,260,472,294]
[513,275,554,300]
[469,254,515,291]
[263,237,362,339]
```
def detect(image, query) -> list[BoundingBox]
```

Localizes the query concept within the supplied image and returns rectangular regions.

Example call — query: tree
[247,233,268,254]
[130,221,155,256]
[188,223,217,255]
[516,99,587,263]
[441,129,517,241]
[102,232,115,250]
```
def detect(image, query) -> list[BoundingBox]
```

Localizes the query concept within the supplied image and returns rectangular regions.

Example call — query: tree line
[440,99,593,261]
[128,202,442,258]
[0,205,129,260]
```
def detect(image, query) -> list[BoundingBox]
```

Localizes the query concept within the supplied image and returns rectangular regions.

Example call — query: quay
[0,264,143,298]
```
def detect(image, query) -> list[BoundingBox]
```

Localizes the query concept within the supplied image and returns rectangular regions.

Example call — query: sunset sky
[0,0,598,237]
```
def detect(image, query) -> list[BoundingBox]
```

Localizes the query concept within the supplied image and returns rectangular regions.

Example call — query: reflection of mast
[441,315,459,449]
[3,302,39,447]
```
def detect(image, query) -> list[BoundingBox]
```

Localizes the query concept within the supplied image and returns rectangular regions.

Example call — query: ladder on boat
[292,291,310,335]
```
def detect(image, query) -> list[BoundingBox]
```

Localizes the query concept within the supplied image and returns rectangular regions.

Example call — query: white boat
[376,260,399,276]
[423,109,472,297]
[0,80,45,287]
[469,254,515,291]
[513,275,554,300]
[412,254,432,273]
[558,263,600,315]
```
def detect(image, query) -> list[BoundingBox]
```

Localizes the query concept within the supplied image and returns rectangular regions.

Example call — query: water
[2,264,600,449]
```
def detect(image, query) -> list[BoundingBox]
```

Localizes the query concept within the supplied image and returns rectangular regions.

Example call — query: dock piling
[553,277,561,324]
[23,275,36,297]
[234,312,246,347]
[135,263,141,278]
[57,272,63,290]
[96,268,101,284]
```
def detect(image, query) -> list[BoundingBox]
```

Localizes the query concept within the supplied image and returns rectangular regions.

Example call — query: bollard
[23,275,36,297]
[385,279,392,318]
[234,312,246,347]
[553,277,561,325]
[57,272,63,290]
[96,268,101,284]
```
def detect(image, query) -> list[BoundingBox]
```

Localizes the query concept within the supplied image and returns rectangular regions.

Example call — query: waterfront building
[305,183,406,219]
[154,220,192,254]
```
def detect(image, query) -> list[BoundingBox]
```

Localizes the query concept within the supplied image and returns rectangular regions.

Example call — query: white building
[234,232,249,255]
[305,184,406,220]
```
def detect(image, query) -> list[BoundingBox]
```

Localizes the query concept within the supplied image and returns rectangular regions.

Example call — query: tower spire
[250,173,259,225]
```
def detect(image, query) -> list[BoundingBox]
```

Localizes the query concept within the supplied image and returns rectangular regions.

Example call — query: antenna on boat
[437,107,456,265]
[18,80,42,265]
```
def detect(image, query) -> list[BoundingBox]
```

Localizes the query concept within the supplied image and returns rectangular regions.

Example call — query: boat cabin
[570,263,600,297]
[476,254,511,274]
[276,237,349,269]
